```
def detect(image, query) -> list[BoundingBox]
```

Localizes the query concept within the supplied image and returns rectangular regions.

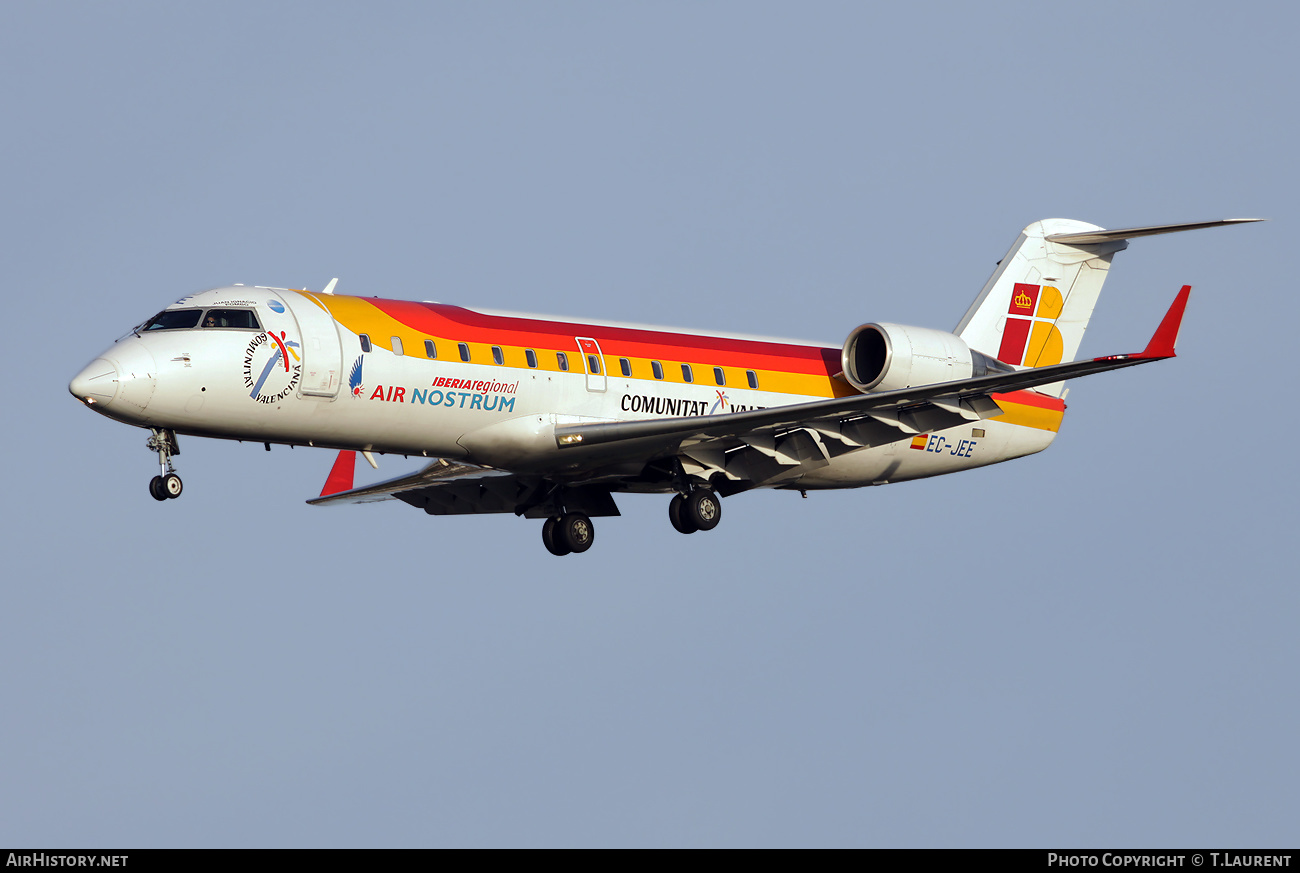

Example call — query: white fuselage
[71,285,1059,492]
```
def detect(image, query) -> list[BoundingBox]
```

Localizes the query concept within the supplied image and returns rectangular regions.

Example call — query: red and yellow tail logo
[998,283,1064,366]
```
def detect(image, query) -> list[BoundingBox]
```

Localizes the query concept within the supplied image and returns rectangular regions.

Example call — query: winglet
[320,450,356,497]
[1136,285,1191,359]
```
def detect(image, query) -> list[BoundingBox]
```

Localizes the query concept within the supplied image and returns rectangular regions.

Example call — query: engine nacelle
[841,322,1009,392]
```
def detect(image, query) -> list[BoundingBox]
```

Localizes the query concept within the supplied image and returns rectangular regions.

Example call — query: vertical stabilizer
[954,219,1126,397]
[954,217,1261,396]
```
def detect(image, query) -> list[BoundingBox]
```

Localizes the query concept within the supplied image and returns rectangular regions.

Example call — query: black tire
[162,473,183,499]
[542,517,570,556]
[669,493,697,534]
[560,512,595,553]
[149,476,168,502]
[686,489,721,531]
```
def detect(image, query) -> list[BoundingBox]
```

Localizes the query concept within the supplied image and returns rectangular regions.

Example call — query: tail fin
[954,218,1261,395]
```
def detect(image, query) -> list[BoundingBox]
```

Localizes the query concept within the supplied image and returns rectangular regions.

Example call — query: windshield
[142,309,202,331]
[201,308,261,329]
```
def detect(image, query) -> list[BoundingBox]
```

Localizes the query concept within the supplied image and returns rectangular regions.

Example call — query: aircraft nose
[70,341,157,414]
[107,341,157,411]
[69,358,119,406]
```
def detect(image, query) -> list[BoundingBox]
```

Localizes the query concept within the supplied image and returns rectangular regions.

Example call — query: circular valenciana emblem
[243,331,301,403]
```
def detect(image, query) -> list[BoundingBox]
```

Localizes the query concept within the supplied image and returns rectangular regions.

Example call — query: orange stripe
[304,292,857,398]
[300,292,1074,415]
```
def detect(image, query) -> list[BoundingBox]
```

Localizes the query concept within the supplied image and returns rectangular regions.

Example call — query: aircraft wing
[310,285,1189,505]
[551,285,1191,467]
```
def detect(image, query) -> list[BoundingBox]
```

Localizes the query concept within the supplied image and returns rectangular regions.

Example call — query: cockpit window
[143,309,202,331]
[201,309,261,329]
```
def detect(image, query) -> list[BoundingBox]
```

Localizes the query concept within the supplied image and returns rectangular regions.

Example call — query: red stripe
[368,299,842,375]
[993,390,1065,411]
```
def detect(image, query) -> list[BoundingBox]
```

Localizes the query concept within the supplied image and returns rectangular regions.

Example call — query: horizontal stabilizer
[1045,218,1264,246]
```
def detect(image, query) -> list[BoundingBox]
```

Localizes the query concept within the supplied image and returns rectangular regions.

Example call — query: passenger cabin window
[713,367,725,386]
[651,361,664,380]
[747,369,759,389]
[391,336,404,356]
[360,334,372,353]
[492,346,504,366]
[587,355,601,375]
[458,342,471,362]
[619,358,631,377]
[556,352,569,372]
[525,349,538,368]
[681,364,693,383]
[424,340,437,359]
[202,309,260,329]
[143,309,201,331]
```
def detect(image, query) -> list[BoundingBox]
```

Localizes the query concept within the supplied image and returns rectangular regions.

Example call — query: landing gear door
[285,291,343,398]
[576,337,606,393]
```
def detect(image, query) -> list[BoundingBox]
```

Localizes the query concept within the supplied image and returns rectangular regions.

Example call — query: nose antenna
[321,278,339,295]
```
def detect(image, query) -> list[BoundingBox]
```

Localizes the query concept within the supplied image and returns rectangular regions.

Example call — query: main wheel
[162,473,183,499]
[560,512,595,553]
[669,493,697,534]
[542,517,571,556]
[149,476,168,502]
[686,489,721,531]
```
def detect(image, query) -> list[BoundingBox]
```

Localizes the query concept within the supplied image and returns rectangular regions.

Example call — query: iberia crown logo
[999,283,1065,368]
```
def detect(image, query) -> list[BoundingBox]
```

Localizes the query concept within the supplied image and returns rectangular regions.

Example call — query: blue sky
[3,1,1295,847]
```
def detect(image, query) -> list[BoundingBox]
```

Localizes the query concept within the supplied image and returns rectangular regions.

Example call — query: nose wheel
[146,428,182,501]
[149,473,183,501]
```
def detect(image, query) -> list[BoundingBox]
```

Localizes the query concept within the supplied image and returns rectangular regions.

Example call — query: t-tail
[954,218,1262,396]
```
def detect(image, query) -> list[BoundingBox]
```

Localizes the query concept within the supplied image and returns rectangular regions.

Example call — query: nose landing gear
[146,428,182,501]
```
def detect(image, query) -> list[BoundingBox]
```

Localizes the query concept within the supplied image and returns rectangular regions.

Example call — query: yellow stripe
[996,399,1065,432]
[303,291,1068,422]
[299,291,857,399]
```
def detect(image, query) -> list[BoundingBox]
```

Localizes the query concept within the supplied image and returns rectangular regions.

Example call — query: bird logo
[349,356,365,398]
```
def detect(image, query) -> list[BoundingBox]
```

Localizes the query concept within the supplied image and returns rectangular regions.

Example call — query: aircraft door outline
[286,292,344,399]
[576,337,607,393]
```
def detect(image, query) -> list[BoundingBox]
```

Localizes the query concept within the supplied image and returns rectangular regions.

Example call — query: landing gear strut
[669,487,721,534]
[147,428,182,501]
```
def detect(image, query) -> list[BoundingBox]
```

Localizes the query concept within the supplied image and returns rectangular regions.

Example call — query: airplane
[69,217,1259,555]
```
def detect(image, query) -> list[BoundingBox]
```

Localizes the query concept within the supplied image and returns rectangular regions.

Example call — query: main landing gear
[542,512,594,557]
[668,488,722,535]
[146,428,182,502]
[534,485,722,556]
